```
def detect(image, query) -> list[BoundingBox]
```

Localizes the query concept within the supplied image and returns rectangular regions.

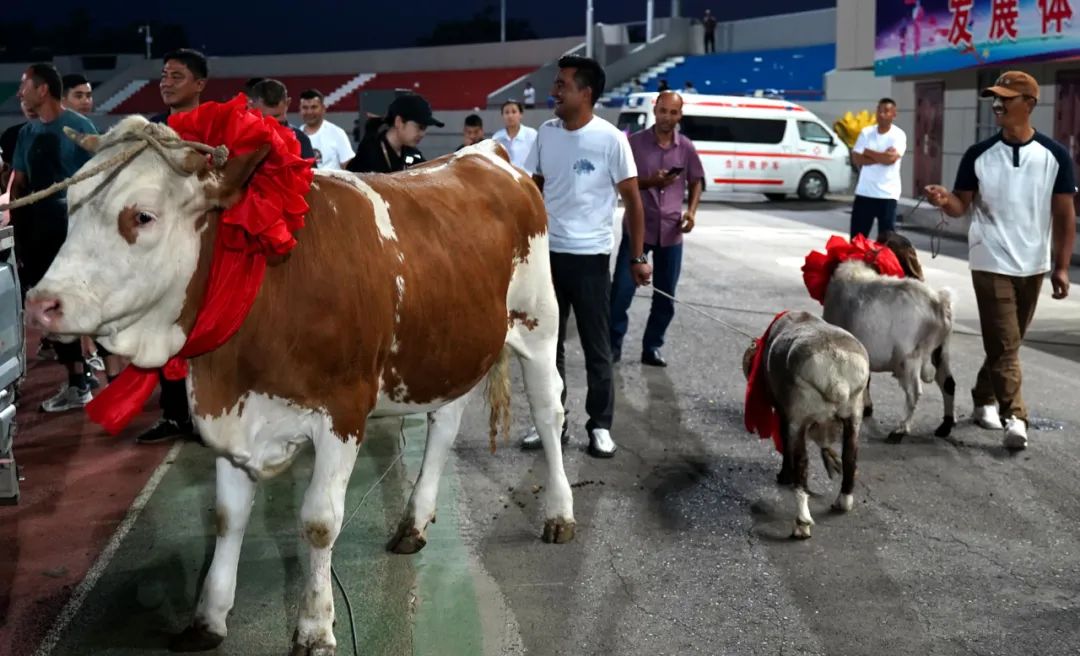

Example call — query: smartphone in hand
[665,166,684,177]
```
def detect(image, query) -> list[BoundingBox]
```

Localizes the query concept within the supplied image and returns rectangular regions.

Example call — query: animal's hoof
[934,417,956,438]
[791,520,812,540]
[831,494,854,513]
[290,640,336,656]
[776,468,794,486]
[169,623,225,653]
[821,448,842,480]
[542,518,576,543]
[885,430,907,444]
[386,520,427,555]
[863,405,874,419]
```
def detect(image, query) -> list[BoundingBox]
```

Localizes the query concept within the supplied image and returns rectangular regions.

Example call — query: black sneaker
[136,419,195,444]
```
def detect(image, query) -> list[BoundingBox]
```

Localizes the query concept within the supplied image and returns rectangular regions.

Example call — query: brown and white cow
[25,116,575,655]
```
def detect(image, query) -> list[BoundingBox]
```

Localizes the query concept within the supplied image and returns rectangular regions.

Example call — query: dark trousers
[850,195,898,241]
[704,32,715,53]
[159,373,191,424]
[610,233,683,353]
[971,271,1043,422]
[551,252,614,432]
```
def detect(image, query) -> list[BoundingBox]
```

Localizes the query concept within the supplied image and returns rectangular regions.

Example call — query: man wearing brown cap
[925,71,1077,450]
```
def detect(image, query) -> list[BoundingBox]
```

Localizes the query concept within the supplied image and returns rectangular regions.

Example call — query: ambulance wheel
[765,193,787,201]
[797,171,828,201]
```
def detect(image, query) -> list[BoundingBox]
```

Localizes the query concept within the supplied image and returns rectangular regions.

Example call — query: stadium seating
[631,44,835,102]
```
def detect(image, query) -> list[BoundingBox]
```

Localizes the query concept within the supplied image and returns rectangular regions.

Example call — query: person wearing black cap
[347,93,444,173]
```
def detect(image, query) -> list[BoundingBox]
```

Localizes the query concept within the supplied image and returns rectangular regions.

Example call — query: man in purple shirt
[610,91,704,367]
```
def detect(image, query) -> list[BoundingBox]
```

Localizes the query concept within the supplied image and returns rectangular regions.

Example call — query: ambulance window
[679,116,786,144]
[617,112,647,134]
[798,121,834,145]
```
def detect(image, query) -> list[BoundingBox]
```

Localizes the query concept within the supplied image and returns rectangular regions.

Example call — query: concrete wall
[835,0,876,71]
[717,8,836,54]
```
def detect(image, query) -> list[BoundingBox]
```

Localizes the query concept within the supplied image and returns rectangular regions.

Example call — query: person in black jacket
[249,79,315,160]
[347,93,443,173]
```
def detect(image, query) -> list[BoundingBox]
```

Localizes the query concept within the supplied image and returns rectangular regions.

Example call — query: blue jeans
[610,233,683,354]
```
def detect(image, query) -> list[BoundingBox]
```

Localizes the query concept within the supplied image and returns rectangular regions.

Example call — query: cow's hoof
[885,430,907,444]
[934,417,956,438]
[776,468,794,486]
[290,640,335,656]
[169,623,225,652]
[542,518,576,544]
[791,520,812,540]
[386,521,427,555]
[831,493,854,513]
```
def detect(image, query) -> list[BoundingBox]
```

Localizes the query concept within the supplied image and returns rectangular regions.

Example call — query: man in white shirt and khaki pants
[850,98,907,240]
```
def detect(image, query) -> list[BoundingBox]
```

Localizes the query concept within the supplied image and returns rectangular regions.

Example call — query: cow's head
[25,116,268,367]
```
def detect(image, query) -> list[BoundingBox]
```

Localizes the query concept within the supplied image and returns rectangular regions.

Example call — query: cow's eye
[137,211,156,225]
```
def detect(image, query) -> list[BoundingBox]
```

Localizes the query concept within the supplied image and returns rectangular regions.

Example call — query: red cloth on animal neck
[86,94,314,435]
[801,234,906,304]
[744,311,789,454]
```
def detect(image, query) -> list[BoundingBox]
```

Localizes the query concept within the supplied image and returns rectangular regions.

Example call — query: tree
[417,3,538,47]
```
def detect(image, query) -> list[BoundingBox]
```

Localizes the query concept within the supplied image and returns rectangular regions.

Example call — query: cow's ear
[63,126,100,153]
[209,144,271,208]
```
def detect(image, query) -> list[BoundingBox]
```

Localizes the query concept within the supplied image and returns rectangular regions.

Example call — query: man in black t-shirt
[249,79,315,160]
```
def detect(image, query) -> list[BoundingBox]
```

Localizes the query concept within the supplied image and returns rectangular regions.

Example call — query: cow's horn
[63,127,101,153]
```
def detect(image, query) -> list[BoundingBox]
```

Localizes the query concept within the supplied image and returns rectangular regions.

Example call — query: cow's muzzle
[26,295,64,333]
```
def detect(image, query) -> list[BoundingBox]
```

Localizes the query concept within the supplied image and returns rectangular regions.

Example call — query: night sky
[5,0,835,56]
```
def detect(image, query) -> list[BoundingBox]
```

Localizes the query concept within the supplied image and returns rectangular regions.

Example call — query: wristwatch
[630,253,648,265]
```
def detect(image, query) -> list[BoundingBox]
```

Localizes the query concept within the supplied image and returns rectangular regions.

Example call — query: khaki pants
[970,271,1043,421]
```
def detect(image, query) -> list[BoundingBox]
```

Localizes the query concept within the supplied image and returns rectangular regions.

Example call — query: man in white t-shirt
[299,89,355,170]
[850,98,907,240]
[926,71,1077,450]
[523,82,537,109]
[522,55,652,458]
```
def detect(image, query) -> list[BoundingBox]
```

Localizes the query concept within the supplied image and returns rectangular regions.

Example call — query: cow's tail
[486,346,513,454]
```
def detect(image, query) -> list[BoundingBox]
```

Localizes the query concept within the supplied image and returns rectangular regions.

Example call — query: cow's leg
[292,426,361,656]
[862,376,874,418]
[513,332,575,543]
[887,361,922,443]
[388,394,471,554]
[791,422,814,539]
[831,415,859,513]
[171,457,257,652]
[932,344,957,437]
[776,413,795,486]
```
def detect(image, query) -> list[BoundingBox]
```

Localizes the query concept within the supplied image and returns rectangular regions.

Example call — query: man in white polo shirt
[850,98,906,240]
[926,71,1076,450]
[521,55,652,458]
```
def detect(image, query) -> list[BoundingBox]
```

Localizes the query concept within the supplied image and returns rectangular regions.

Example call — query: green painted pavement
[48,415,489,655]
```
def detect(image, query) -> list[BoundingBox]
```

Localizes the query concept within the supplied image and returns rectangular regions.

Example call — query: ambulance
[616,92,852,201]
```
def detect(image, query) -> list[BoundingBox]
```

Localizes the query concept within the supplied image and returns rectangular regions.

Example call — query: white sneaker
[86,354,105,372]
[1003,417,1028,450]
[973,404,1003,430]
[41,385,93,413]
[587,428,616,458]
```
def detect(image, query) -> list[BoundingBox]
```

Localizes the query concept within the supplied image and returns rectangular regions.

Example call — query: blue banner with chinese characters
[875,0,1080,76]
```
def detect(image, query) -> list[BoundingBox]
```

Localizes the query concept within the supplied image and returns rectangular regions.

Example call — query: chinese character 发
[989,0,1020,42]
[749,161,758,170]
[1039,0,1074,34]
[948,0,975,48]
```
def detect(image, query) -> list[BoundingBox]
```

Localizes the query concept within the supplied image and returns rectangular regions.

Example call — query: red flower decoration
[87,94,315,435]
[801,234,906,304]
[744,311,789,453]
